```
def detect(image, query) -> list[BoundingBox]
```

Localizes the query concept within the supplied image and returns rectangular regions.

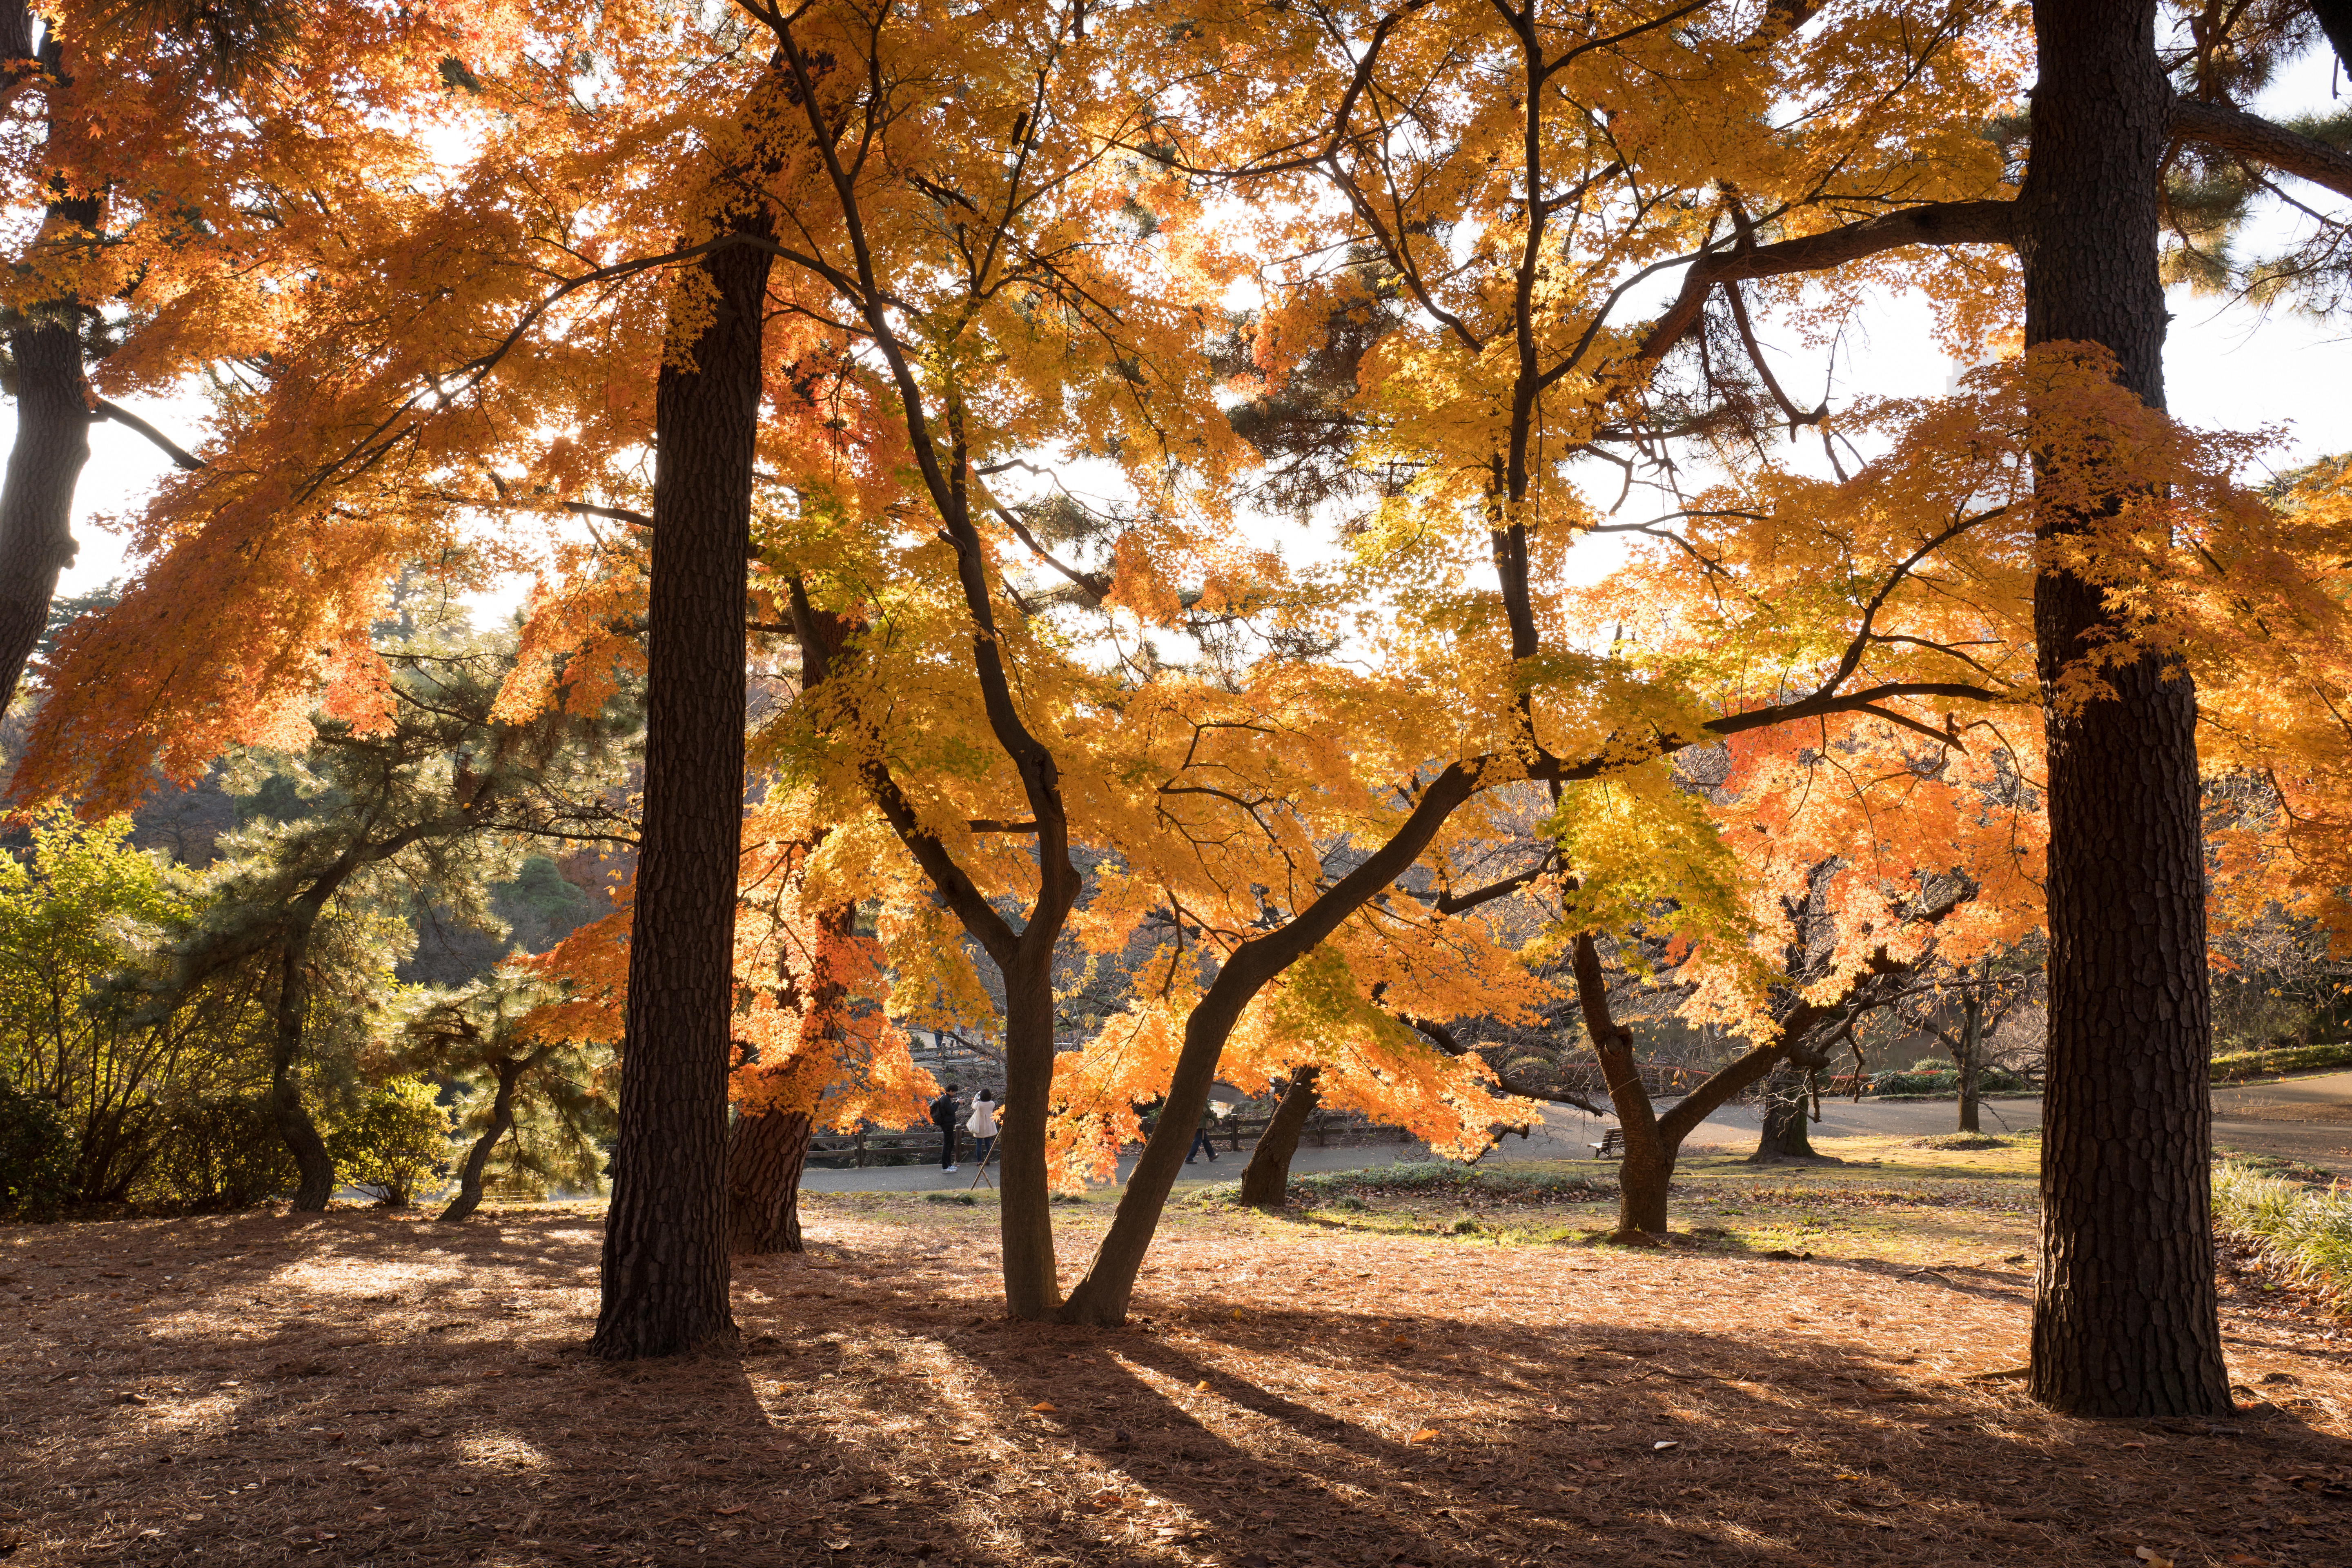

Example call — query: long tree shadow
[8,1206,2352,1567]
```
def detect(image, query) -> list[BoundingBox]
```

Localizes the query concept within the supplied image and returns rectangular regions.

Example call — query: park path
[799,1069,2352,1195]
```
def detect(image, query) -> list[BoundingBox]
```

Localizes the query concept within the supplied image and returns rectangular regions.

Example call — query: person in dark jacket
[930,1084,962,1172]
[1185,1101,1219,1163]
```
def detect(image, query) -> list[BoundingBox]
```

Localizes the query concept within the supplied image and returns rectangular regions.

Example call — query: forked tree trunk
[2017,0,2230,1417]
[1750,1065,1817,1161]
[727,1106,814,1253]
[589,187,778,1361]
[1238,1068,1319,1208]
[440,1056,527,1222]
[1956,997,1984,1135]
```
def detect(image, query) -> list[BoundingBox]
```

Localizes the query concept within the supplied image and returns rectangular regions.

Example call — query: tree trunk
[1750,1066,1817,1160]
[1956,996,1983,1134]
[1237,1068,1319,1208]
[588,195,777,1361]
[439,1056,525,1223]
[0,318,93,712]
[2017,0,2230,1418]
[727,1106,814,1253]
[1569,933,1677,1238]
[0,16,100,716]
[997,949,1065,1318]
[269,922,335,1212]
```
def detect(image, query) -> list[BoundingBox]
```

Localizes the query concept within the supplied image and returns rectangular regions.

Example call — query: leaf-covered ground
[4,1150,2349,1568]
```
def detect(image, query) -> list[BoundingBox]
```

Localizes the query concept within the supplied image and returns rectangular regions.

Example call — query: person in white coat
[967,1090,999,1169]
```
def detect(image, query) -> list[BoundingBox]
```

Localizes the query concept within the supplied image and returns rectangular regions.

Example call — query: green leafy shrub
[0,1082,75,1219]
[2212,1160,2352,1314]
[1867,1063,2035,1096]
[327,1076,452,1206]
[139,1094,301,1209]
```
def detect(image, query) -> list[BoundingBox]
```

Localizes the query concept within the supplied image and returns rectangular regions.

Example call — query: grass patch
[2211,1038,2352,1082]
[2212,1158,2352,1316]
[1291,1160,1608,1203]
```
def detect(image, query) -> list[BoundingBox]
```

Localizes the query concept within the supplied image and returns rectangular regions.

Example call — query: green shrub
[2212,1160,2352,1314]
[2209,1039,2352,1083]
[328,1077,452,1206]
[0,1082,76,1220]
[139,1094,300,1210]
[1867,1063,2035,1096]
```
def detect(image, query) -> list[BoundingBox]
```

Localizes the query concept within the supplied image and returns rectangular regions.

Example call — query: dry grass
[3,1178,2350,1568]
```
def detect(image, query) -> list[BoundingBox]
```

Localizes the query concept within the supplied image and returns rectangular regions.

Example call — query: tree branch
[1633,200,2019,363]
[2171,96,2352,203]
[93,399,203,470]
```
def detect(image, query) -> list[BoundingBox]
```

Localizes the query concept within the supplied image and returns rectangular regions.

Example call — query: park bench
[1590,1127,1625,1160]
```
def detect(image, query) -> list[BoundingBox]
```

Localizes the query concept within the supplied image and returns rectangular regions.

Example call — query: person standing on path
[931,1083,962,1172]
[967,1090,999,1170]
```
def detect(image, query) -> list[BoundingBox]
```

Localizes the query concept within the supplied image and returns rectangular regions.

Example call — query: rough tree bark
[2018,0,2231,1418]
[726,1107,814,1253]
[1749,1064,1818,1161]
[439,1054,530,1222]
[588,187,777,1359]
[1237,1068,1321,1208]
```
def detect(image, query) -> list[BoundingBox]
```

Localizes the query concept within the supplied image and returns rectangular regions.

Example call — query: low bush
[1866,1063,2036,1096]
[327,1076,452,1207]
[2212,1160,2352,1314]
[0,1082,76,1220]
[139,1094,301,1209]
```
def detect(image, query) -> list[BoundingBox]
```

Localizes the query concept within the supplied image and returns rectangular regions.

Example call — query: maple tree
[14,1,2352,1414]
[0,0,530,713]
[1165,0,2352,1416]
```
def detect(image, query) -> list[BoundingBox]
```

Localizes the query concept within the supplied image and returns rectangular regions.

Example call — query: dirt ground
[4,1160,2350,1568]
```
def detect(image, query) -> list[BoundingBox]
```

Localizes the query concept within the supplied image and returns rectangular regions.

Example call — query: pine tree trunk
[270,922,335,1212]
[1237,1068,1319,1208]
[2018,0,2230,1417]
[439,1057,524,1223]
[727,1107,814,1254]
[1750,1065,1817,1161]
[588,200,776,1361]
[1956,997,1984,1135]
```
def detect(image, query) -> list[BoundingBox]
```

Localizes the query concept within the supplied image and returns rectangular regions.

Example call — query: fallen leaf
[1029,1401,1057,1414]
[712,1506,746,1517]
[1193,1381,1211,1392]
[1407,1429,1439,1444]
[2133,1549,2174,1568]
